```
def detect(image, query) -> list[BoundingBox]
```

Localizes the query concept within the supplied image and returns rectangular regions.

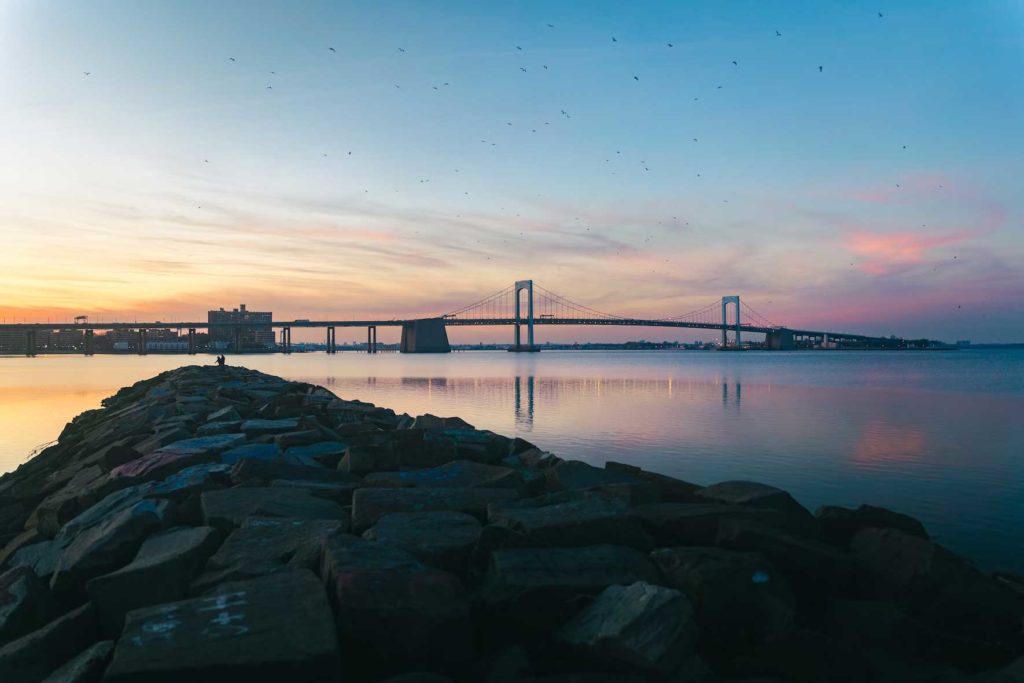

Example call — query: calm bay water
[1,349,1022,572]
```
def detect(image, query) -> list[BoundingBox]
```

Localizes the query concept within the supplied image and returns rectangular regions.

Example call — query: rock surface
[0,364,1019,681]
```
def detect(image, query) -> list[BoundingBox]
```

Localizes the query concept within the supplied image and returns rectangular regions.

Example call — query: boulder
[240,418,300,436]
[363,511,482,574]
[716,519,855,597]
[146,463,232,510]
[228,457,356,486]
[103,570,341,683]
[817,504,928,546]
[544,460,640,493]
[0,528,43,568]
[221,443,281,466]
[206,406,242,423]
[604,462,701,502]
[9,539,67,580]
[0,565,56,642]
[193,517,345,593]
[134,427,191,456]
[851,527,1024,649]
[411,414,475,430]
[351,487,519,533]
[195,421,241,437]
[269,479,359,505]
[363,460,524,491]
[321,534,472,669]
[40,639,113,683]
[557,581,698,675]
[86,526,221,635]
[274,430,323,449]
[51,499,172,594]
[200,487,346,533]
[488,497,652,550]
[650,547,795,665]
[0,603,98,682]
[634,503,786,547]
[479,545,660,630]
[284,441,347,468]
[338,443,399,474]
[696,481,818,537]
[55,483,158,543]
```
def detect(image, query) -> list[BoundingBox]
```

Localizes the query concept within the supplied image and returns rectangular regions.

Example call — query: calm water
[1,350,1022,573]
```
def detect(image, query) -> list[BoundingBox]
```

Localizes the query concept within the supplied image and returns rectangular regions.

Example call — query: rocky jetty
[0,365,1022,682]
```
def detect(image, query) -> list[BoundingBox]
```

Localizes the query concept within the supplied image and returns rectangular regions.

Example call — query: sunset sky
[1,1,1022,342]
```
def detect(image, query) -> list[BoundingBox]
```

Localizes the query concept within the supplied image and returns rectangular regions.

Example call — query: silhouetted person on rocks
[215,355,225,367]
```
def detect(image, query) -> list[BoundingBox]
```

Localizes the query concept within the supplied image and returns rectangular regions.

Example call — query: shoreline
[0,365,1021,681]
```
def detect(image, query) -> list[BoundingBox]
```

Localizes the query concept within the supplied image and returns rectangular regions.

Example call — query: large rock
[240,418,300,436]
[696,481,818,536]
[51,499,171,594]
[193,517,345,593]
[220,443,281,466]
[817,504,928,546]
[716,519,854,597]
[411,414,474,431]
[104,570,341,682]
[635,503,786,547]
[0,603,98,682]
[321,534,472,669]
[543,460,640,493]
[86,526,221,635]
[363,511,482,574]
[228,457,354,486]
[284,441,347,468]
[200,487,346,533]
[55,483,157,543]
[488,497,652,550]
[651,547,795,665]
[269,479,359,505]
[0,565,55,642]
[605,462,701,502]
[351,487,518,533]
[40,639,113,683]
[557,581,698,675]
[851,527,1024,649]
[479,545,660,630]
[363,460,524,491]
[9,539,67,580]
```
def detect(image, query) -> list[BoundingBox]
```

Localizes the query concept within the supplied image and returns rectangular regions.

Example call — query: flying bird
[612,37,617,42]
[547,23,555,28]
[520,67,527,72]
[516,46,522,50]
[266,85,272,89]
[543,65,548,70]
[667,43,673,47]
[83,72,91,76]
[397,47,405,52]
[776,30,782,37]
[633,75,639,81]
[878,12,884,18]
[732,60,738,66]
[818,65,823,72]
[329,47,336,52]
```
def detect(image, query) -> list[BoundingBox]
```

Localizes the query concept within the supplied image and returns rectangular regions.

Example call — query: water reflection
[514,375,535,430]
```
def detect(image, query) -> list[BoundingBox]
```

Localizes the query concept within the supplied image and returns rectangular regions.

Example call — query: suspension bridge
[0,279,905,355]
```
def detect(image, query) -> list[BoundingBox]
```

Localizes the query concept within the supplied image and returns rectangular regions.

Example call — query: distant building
[208,304,275,351]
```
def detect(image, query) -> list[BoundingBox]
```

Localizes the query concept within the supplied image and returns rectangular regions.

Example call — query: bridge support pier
[84,329,93,356]
[281,327,291,353]
[326,327,336,354]
[400,318,450,353]
[511,279,540,352]
[367,326,377,354]
[138,329,147,355]
[25,330,36,357]
[187,328,196,355]
[721,296,741,349]
[765,328,795,350]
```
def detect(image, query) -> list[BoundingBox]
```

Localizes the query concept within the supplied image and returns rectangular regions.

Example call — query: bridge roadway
[0,318,890,343]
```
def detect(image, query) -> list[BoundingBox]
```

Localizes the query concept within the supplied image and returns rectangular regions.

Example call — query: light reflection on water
[1,350,1022,572]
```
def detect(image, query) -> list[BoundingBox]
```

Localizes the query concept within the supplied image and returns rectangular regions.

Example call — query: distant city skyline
[1,1,1022,341]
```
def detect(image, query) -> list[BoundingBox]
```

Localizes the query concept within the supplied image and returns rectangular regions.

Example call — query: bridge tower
[512,280,539,352]
[721,296,741,348]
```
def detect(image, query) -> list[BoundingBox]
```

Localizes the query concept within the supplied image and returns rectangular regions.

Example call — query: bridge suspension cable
[532,285,624,321]
[740,301,776,329]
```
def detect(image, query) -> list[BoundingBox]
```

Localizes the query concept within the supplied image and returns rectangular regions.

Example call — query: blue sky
[1,1,1022,342]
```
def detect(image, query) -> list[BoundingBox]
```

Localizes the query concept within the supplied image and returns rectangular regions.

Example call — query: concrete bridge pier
[25,330,36,357]
[765,328,795,350]
[138,329,147,355]
[281,327,292,354]
[326,327,336,354]
[400,318,451,353]
[367,326,377,354]
[84,330,94,356]
[187,328,196,355]
[721,296,741,348]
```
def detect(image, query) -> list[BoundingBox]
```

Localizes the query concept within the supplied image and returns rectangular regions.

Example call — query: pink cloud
[844,230,972,274]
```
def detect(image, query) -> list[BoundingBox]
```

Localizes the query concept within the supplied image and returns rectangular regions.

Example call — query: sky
[1,0,1022,343]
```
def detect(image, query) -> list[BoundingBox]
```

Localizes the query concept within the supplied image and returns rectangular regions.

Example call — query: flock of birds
[74,10,953,282]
